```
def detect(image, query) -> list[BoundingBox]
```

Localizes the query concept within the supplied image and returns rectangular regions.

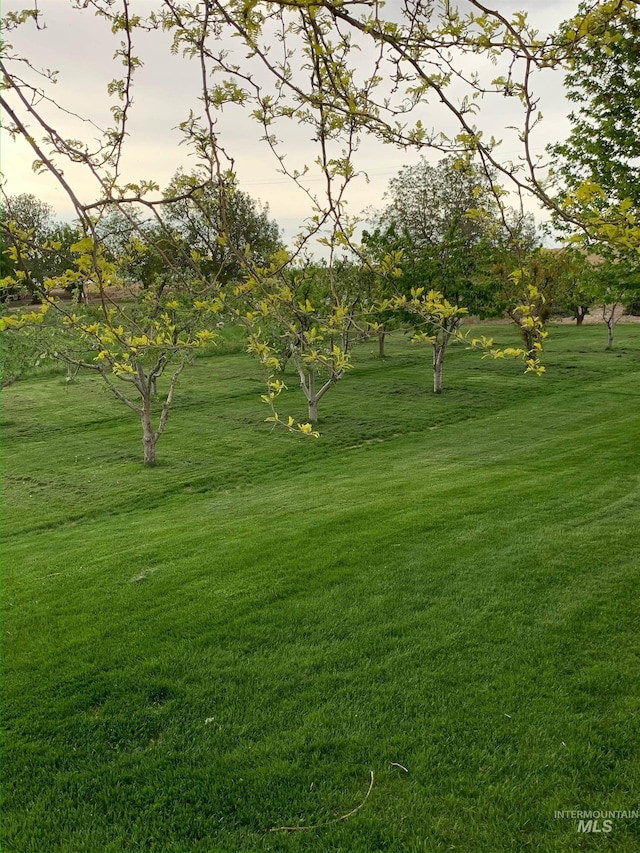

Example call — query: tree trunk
[522,328,535,359]
[141,402,157,466]
[306,369,318,423]
[575,306,588,326]
[433,343,445,394]
[378,327,386,358]
[606,320,614,350]
[603,304,617,350]
[297,364,337,425]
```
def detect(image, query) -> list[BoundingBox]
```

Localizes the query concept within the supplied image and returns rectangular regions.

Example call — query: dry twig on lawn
[270,770,375,833]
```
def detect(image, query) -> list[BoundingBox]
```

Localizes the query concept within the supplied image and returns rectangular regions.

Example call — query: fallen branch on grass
[269,770,375,832]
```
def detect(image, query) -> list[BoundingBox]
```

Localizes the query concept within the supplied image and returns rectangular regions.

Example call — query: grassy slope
[2,324,640,853]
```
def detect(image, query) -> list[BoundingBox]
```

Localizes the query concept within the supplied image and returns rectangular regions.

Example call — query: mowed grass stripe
[2,324,640,852]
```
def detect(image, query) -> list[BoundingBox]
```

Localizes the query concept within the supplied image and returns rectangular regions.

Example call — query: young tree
[394,288,469,395]
[242,256,367,425]
[360,225,406,358]
[368,157,542,391]
[1,226,223,465]
[550,249,597,326]
[1,4,294,463]
[591,257,640,350]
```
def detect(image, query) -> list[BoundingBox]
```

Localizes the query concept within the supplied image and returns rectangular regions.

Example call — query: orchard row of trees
[2,0,639,465]
[3,156,637,457]
[4,157,637,334]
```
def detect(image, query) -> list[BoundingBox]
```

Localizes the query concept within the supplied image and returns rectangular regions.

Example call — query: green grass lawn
[2,323,640,852]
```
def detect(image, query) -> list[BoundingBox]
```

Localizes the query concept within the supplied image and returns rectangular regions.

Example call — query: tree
[165,170,283,285]
[3,3,632,236]
[242,256,368,425]
[2,194,89,302]
[548,1,640,291]
[96,210,185,291]
[379,156,520,311]
[1,227,222,465]
[369,157,541,391]
[360,224,406,358]
[382,157,495,246]
[551,1,640,209]
[550,250,596,326]
[0,315,75,387]
[546,1,640,349]
[392,288,469,395]
[1,193,55,301]
[591,257,640,350]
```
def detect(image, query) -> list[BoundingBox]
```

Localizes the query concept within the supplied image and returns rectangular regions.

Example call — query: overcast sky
[2,0,583,242]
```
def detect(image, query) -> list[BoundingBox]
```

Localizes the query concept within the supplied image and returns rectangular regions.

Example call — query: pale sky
[1,0,582,242]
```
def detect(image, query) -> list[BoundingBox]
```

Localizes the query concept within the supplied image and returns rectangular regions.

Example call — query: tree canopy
[164,170,283,285]
[547,1,640,252]
[1,194,80,301]
[551,0,640,207]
